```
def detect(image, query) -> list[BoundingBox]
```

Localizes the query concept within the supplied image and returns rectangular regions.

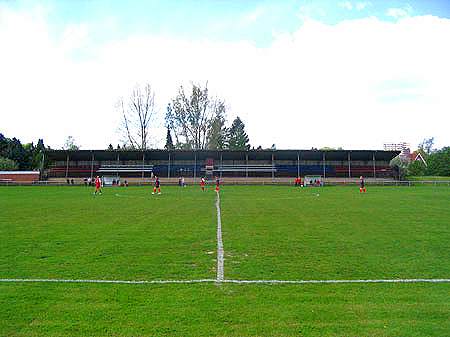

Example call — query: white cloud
[339,1,371,12]
[60,23,89,52]
[387,5,412,18]
[240,6,266,26]
[298,4,326,21]
[0,5,449,150]
[355,2,371,11]
[339,1,353,11]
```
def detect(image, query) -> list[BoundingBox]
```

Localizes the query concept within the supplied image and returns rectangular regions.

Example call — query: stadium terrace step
[215,165,276,172]
[98,164,154,173]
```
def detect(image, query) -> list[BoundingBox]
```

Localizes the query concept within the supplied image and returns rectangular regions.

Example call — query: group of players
[93,175,221,195]
[93,175,366,195]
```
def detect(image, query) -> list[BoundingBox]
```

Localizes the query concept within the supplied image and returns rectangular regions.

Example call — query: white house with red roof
[409,151,427,166]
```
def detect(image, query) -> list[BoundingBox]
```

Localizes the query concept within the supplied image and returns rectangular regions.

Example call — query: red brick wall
[0,173,40,182]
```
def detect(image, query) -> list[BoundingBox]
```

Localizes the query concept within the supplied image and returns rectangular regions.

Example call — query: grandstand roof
[44,149,400,162]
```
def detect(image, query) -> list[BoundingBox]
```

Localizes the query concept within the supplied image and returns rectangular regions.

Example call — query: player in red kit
[359,176,366,193]
[200,177,206,191]
[215,176,220,193]
[93,176,102,195]
[152,176,161,195]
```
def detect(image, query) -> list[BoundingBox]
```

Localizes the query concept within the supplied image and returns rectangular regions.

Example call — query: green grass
[221,186,450,280]
[407,176,450,181]
[1,185,449,336]
[0,186,217,280]
[2,283,449,337]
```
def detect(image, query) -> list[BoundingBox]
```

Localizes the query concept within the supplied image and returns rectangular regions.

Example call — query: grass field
[1,185,449,336]
[407,176,450,181]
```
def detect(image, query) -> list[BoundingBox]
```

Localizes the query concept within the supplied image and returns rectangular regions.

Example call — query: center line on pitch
[216,192,224,282]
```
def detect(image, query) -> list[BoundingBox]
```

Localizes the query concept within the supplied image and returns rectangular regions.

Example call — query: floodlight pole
[348,151,351,178]
[271,152,275,181]
[168,152,171,178]
[142,152,145,180]
[220,152,223,179]
[116,152,120,179]
[246,152,249,179]
[194,151,197,183]
[373,152,376,178]
[65,153,69,179]
[299,151,302,176]
[322,152,326,179]
[40,151,45,180]
[90,152,94,180]
[297,151,300,177]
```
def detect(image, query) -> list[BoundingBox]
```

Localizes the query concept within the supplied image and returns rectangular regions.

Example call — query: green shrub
[0,156,18,170]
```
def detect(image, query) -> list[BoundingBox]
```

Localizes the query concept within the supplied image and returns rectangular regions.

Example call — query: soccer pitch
[1,185,449,336]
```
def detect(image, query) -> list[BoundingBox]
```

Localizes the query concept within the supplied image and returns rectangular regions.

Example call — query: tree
[419,137,434,155]
[63,136,80,150]
[227,117,250,150]
[407,160,426,176]
[207,100,228,150]
[390,155,409,180]
[165,127,175,150]
[166,83,216,150]
[31,139,47,169]
[107,144,114,151]
[0,133,8,158]
[7,138,28,169]
[119,84,156,150]
[22,142,35,170]
[0,134,47,170]
[0,157,18,170]
[426,147,450,176]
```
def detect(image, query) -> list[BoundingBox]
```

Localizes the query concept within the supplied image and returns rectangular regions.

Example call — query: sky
[1,0,449,150]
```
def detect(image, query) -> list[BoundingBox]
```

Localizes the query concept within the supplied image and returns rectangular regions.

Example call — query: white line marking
[0,278,215,284]
[216,192,224,282]
[1,278,449,285]
[221,278,450,284]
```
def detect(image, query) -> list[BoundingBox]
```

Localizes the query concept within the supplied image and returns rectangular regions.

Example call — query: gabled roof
[410,151,427,166]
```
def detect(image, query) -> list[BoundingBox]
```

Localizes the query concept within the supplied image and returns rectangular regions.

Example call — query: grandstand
[43,149,399,182]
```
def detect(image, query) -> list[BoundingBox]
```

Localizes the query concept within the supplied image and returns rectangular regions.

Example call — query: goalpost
[304,175,323,187]
[102,176,120,186]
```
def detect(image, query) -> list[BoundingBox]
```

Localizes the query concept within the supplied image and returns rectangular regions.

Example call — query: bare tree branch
[118,84,156,150]
[166,82,216,150]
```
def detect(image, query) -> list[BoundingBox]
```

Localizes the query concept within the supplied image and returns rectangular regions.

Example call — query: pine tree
[32,139,47,169]
[165,127,175,150]
[227,117,250,150]
[0,133,8,157]
[107,144,114,151]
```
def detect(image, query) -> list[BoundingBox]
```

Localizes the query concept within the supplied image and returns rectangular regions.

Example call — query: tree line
[390,138,450,178]
[118,83,250,151]
[0,134,47,171]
